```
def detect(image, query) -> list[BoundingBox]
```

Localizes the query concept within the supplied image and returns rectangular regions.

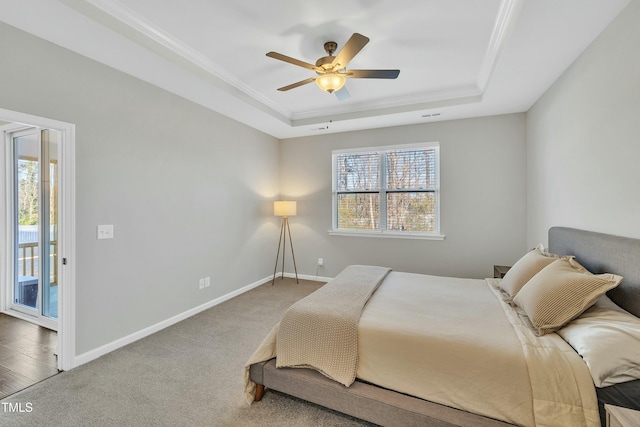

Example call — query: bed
[245,227,640,426]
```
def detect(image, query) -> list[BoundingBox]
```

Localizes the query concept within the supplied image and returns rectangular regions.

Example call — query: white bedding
[357,272,600,426]
[358,272,534,425]
[246,271,601,426]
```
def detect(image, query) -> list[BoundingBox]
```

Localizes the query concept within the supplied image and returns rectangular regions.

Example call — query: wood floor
[0,313,58,399]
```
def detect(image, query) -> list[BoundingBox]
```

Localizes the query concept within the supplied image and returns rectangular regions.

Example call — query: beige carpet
[0,277,375,427]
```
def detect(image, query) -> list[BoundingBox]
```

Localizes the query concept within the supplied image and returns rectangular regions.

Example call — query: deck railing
[18,241,58,284]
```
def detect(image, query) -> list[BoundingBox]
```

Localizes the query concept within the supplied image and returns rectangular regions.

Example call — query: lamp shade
[315,73,346,93]
[274,200,297,217]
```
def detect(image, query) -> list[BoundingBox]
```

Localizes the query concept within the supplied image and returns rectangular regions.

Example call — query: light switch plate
[97,224,114,239]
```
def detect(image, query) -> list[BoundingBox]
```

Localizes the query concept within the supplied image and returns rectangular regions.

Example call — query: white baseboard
[73,274,275,368]
[281,272,333,283]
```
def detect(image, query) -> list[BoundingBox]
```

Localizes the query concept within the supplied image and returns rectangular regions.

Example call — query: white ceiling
[0,0,630,139]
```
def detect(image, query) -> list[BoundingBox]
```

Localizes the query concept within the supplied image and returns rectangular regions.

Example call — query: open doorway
[0,108,75,392]
[0,125,61,397]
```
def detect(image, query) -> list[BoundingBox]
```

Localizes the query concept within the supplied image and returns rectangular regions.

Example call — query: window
[331,143,442,239]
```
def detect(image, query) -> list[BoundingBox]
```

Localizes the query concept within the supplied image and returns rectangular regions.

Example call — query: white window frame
[329,142,444,240]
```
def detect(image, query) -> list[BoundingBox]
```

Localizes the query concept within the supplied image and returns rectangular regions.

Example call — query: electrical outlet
[199,278,205,290]
[204,277,211,288]
[317,258,324,267]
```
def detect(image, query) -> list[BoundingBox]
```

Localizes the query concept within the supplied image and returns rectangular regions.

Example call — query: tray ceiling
[0,0,630,138]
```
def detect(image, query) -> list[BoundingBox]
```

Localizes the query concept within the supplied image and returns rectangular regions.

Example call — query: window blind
[333,143,439,235]
[336,152,379,192]
[384,148,436,191]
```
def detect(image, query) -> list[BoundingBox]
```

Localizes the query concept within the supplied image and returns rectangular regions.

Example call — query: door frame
[0,107,75,371]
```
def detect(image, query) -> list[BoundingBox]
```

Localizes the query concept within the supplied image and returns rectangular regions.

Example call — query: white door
[8,127,58,331]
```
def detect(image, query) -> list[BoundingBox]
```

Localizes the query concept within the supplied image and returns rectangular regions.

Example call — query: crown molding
[290,85,482,122]
[477,0,526,92]
[79,0,292,119]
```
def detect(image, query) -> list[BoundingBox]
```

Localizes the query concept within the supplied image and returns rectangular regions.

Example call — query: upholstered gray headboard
[549,227,640,318]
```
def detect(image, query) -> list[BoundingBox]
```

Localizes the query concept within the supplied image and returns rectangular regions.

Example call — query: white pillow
[557,296,640,387]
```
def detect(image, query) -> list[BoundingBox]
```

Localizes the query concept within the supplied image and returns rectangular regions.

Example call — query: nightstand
[493,265,511,279]
[606,404,640,427]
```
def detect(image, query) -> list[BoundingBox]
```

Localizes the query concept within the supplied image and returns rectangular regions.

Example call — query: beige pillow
[513,258,623,335]
[500,245,562,298]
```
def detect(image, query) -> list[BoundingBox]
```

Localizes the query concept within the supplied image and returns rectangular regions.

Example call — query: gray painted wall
[279,114,527,279]
[527,0,640,246]
[0,22,280,354]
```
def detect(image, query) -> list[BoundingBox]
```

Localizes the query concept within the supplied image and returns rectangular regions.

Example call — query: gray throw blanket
[276,265,391,386]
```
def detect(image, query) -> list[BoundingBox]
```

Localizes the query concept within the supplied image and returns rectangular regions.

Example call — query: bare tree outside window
[18,159,40,226]
[333,144,439,234]
[385,149,437,232]
[336,152,379,229]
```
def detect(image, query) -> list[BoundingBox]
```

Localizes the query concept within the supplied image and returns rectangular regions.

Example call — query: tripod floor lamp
[272,200,299,285]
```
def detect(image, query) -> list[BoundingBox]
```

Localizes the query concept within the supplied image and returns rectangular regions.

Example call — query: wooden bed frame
[249,227,640,426]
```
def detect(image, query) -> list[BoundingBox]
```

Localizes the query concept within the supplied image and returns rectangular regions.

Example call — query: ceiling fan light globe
[316,73,346,93]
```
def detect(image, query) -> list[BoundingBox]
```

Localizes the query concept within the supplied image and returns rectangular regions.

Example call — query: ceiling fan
[266,33,400,100]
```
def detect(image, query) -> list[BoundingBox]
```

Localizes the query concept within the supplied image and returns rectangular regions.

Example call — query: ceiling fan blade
[335,86,350,101]
[332,33,369,69]
[266,51,320,71]
[348,69,400,79]
[277,77,317,91]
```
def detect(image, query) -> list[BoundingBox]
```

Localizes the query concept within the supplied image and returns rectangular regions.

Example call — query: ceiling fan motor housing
[316,41,340,72]
[316,56,337,72]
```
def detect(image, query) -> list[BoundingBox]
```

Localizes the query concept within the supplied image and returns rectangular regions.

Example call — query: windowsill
[328,229,445,240]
